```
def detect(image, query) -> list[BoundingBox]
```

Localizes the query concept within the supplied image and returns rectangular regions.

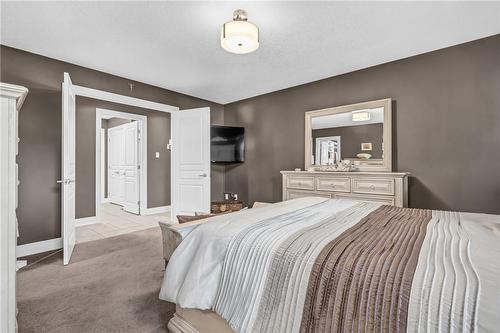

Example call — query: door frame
[100,128,108,203]
[95,108,147,218]
[61,71,179,227]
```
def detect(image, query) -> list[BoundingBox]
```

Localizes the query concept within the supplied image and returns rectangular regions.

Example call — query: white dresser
[1,82,28,333]
[281,171,409,207]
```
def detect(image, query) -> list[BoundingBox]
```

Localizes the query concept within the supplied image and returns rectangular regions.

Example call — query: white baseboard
[142,205,171,215]
[16,260,27,271]
[75,216,97,227]
[16,237,62,258]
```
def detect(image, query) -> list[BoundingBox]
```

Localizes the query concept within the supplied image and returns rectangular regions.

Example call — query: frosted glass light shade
[221,20,259,54]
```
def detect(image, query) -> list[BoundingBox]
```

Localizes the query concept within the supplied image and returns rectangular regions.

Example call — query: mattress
[160,197,500,333]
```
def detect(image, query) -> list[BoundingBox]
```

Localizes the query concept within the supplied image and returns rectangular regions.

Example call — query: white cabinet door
[171,107,210,220]
[122,122,139,214]
[61,73,76,265]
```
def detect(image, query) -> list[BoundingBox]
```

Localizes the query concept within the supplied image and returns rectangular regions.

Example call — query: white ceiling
[1,2,499,104]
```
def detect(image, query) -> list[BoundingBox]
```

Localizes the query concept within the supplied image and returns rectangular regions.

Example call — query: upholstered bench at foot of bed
[158,219,208,267]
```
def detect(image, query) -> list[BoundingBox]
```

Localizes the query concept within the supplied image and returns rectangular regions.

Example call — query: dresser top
[281,170,410,177]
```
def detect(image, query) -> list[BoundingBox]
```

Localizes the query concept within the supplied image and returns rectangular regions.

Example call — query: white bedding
[159,197,347,309]
[159,198,500,333]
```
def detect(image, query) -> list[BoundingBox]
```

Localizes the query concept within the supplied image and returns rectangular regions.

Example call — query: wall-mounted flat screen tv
[210,125,244,163]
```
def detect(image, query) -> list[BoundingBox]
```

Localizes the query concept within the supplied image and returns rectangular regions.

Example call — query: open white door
[122,121,140,214]
[61,73,76,265]
[171,107,210,221]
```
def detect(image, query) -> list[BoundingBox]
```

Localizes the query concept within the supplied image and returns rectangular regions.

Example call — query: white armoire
[0,82,28,333]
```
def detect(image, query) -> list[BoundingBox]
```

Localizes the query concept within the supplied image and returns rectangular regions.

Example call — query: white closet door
[122,122,139,214]
[108,125,125,205]
[171,107,211,220]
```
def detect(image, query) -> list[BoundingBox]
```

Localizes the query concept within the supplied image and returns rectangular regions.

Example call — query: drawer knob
[369,185,376,190]
[331,184,336,188]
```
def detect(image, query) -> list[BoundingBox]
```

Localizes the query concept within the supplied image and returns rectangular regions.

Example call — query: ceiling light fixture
[221,9,259,54]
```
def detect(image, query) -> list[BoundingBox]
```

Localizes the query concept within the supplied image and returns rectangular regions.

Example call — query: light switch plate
[155,152,160,158]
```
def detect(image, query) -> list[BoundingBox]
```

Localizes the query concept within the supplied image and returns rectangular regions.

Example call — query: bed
[159,197,500,333]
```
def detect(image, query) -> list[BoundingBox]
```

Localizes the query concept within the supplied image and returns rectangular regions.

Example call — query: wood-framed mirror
[305,98,392,172]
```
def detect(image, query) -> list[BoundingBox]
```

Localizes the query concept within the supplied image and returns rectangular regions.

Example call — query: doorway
[74,109,164,243]
[96,109,146,218]
[61,72,211,265]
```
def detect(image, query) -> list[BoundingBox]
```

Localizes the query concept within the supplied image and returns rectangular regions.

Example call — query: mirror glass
[305,98,391,171]
[311,107,384,165]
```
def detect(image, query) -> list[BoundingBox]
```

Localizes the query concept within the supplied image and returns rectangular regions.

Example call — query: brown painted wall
[312,123,383,160]
[107,117,131,128]
[224,35,500,214]
[0,45,225,245]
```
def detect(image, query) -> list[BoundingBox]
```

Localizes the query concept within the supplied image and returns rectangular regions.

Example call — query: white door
[122,121,140,214]
[61,73,76,265]
[100,128,106,202]
[171,107,211,221]
[108,125,125,205]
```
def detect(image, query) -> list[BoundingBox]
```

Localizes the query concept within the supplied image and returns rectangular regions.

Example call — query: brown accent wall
[0,45,225,245]
[224,35,500,214]
[107,117,131,128]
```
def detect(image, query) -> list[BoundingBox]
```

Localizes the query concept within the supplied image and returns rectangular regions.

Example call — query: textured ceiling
[1,1,499,104]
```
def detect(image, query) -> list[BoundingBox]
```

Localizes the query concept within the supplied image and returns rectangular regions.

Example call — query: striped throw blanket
[160,198,500,333]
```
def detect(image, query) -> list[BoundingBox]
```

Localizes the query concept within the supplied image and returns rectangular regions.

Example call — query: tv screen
[211,125,244,163]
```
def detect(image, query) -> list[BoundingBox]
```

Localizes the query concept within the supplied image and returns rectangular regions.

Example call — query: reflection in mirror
[311,107,384,165]
[315,136,341,165]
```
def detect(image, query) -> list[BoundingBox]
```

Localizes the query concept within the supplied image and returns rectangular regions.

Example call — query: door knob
[199,173,207,177]
[56,179,75,184]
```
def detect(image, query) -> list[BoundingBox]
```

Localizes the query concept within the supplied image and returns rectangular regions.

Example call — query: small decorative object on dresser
[211,200,244,214]
[317,159,354,172]
[281,170,409,207]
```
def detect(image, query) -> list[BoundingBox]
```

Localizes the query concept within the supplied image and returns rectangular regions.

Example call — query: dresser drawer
[316,177,350,193]
[333,193,395,206]
[286,176,315,190]
[286,190,331,200]
[352,178,395,196]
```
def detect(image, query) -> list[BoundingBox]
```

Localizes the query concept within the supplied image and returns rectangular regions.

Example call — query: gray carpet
[17,227,175,333]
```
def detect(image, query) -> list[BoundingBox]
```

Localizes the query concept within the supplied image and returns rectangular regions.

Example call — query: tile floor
[76,203,170,243]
